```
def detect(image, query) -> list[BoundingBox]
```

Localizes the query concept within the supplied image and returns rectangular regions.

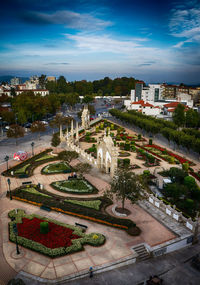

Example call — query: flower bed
[2,149,58,178]
[8,209,105,257]
[189,171,200,182]
[41,162,72,174]
[144,144,193,165]
[51,178,98,194]
[10,186,139,235]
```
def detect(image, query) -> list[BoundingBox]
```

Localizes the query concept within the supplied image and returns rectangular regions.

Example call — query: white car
[41,120,48,125]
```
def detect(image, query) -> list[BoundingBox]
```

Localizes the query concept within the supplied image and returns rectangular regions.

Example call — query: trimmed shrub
[138,134,141,140]
[40,222,49,234]
[124,142,130,151]
[182,162,189,172]
[149,138,153,145]
[123,158,130,167]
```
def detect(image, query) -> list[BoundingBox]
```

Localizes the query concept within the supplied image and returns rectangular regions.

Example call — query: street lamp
[13,223,20,255]
[7,178,12,200]
[31,142,35,156]
[4,155,9,170]
[0,116,2,136]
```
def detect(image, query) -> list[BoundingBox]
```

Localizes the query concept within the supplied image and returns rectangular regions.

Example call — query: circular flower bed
[51,178,98,194]
[42,162,72,174]
[119,152,131,157]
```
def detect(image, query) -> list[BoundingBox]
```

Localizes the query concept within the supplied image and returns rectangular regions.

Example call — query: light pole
[4,155,9,170]
[31,142,35,156]
[13,223,20,254]
[7,178,12,200]
[0,116,2,136]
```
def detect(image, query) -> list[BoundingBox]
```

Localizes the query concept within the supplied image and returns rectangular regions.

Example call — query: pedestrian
[89,266,93,278]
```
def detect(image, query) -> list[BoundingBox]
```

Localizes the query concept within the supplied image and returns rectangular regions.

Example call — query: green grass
[14,164,30,174]
[51,179,96,194]
[42,162,71,174]
[35,154,54,161]
[65,199,102,210]
[21,187,51,197]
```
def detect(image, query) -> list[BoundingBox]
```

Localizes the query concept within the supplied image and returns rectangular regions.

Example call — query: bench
[75,222,88,232]
[40,205,51,212]
[22,181,32,185]
[19,174,29,178]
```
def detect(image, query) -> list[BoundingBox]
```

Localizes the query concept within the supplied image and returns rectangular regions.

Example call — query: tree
[82,95,94,104]
[51,133,60,150]
[0,110,15,124]
[74,162,92,178]
[172,104,185,128]
[65,93,79,109]
[7,124,25,145]
[10,87,16,97]
[50,114,72,137]
[107,169,142,211]
[58,150,78,164]
[30,121,46,140]
[185,109,199,128]
[39,74,46,88]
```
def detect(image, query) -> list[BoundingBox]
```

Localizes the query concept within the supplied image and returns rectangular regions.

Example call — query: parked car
[13,151,28,161]
[23,123,32,128]
[40,120,48,125]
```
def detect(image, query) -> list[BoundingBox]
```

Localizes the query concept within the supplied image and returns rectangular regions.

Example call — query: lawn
[42,162,71,174]
[14,164,30,174]
[65,199,102,210]
[35,154,54,161]
[51,179,97,194]
[21,186,51,197]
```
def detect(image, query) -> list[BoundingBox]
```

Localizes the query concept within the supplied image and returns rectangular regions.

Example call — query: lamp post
[31,142,35,156]
[13,223,20,254]
[4,155,9,170]
[0,116,2,136]
[7,178,12,200]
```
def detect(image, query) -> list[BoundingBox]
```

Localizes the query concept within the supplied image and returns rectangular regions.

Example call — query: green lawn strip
[21,187,51,197]
[35,154,54,161]
[51,179,98,194]
[14,164,30,174]
[42,162,72,174]
[64,199,101,210]
[2,148,58,178]
[10,186,139,235]
[8,209,105,258]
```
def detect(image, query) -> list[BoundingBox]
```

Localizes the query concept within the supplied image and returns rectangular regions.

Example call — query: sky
[0,0,200,84]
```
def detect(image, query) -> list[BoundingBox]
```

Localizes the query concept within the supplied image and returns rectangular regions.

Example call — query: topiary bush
[40,222,49,234]
[149,138,153,145]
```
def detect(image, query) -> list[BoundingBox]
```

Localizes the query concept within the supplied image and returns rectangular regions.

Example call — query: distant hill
[0,75,29,83]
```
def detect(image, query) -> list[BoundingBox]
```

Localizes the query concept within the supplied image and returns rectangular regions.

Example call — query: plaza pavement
[0,152,177,284]
[1,123,200,284]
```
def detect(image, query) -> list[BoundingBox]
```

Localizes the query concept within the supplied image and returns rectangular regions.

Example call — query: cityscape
[1,1,200,285]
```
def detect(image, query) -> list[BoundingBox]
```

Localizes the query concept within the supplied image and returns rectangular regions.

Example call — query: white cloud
[23,10,113,31]
[169,5,200,48]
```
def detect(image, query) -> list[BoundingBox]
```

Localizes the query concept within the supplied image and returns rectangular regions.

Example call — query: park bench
[19,174,29,178]
[40,205,51,212]
[22,181,32,185]
[75,222,88,232]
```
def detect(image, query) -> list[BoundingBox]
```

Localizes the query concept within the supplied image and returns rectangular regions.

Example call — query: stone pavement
[0,153,178,284]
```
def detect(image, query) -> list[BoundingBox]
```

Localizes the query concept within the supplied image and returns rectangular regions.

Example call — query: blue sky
[0,0,200,84]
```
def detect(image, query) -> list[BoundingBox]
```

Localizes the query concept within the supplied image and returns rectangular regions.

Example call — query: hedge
[9,185,139,235]
[8,209,105,258]
[2,149,58,178]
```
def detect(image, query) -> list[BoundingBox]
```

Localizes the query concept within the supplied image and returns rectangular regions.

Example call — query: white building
[130,84,163,103]
[129,100,161,116]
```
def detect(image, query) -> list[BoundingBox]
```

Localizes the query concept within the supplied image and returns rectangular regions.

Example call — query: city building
[47,76,56,82]
[10,77,21,85]
[129,100,161,116]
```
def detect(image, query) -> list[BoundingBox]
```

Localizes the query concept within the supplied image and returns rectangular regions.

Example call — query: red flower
[17,218,81,249]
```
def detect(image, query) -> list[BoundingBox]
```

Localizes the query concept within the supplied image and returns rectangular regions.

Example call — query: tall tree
[7,124,25,145]
[172,104,185,128]
[58,150,78,164]
[30,121,46,140]
[107,169,142,211]
[185,109,199,128]
[39,74,46,89]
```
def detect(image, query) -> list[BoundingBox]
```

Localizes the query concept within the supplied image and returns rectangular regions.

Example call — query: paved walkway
[0,151,178,284]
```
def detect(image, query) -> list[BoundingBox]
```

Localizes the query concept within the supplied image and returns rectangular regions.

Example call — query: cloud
[44,62,69,65]
[20,10,113,30]
[169,4,200,48]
